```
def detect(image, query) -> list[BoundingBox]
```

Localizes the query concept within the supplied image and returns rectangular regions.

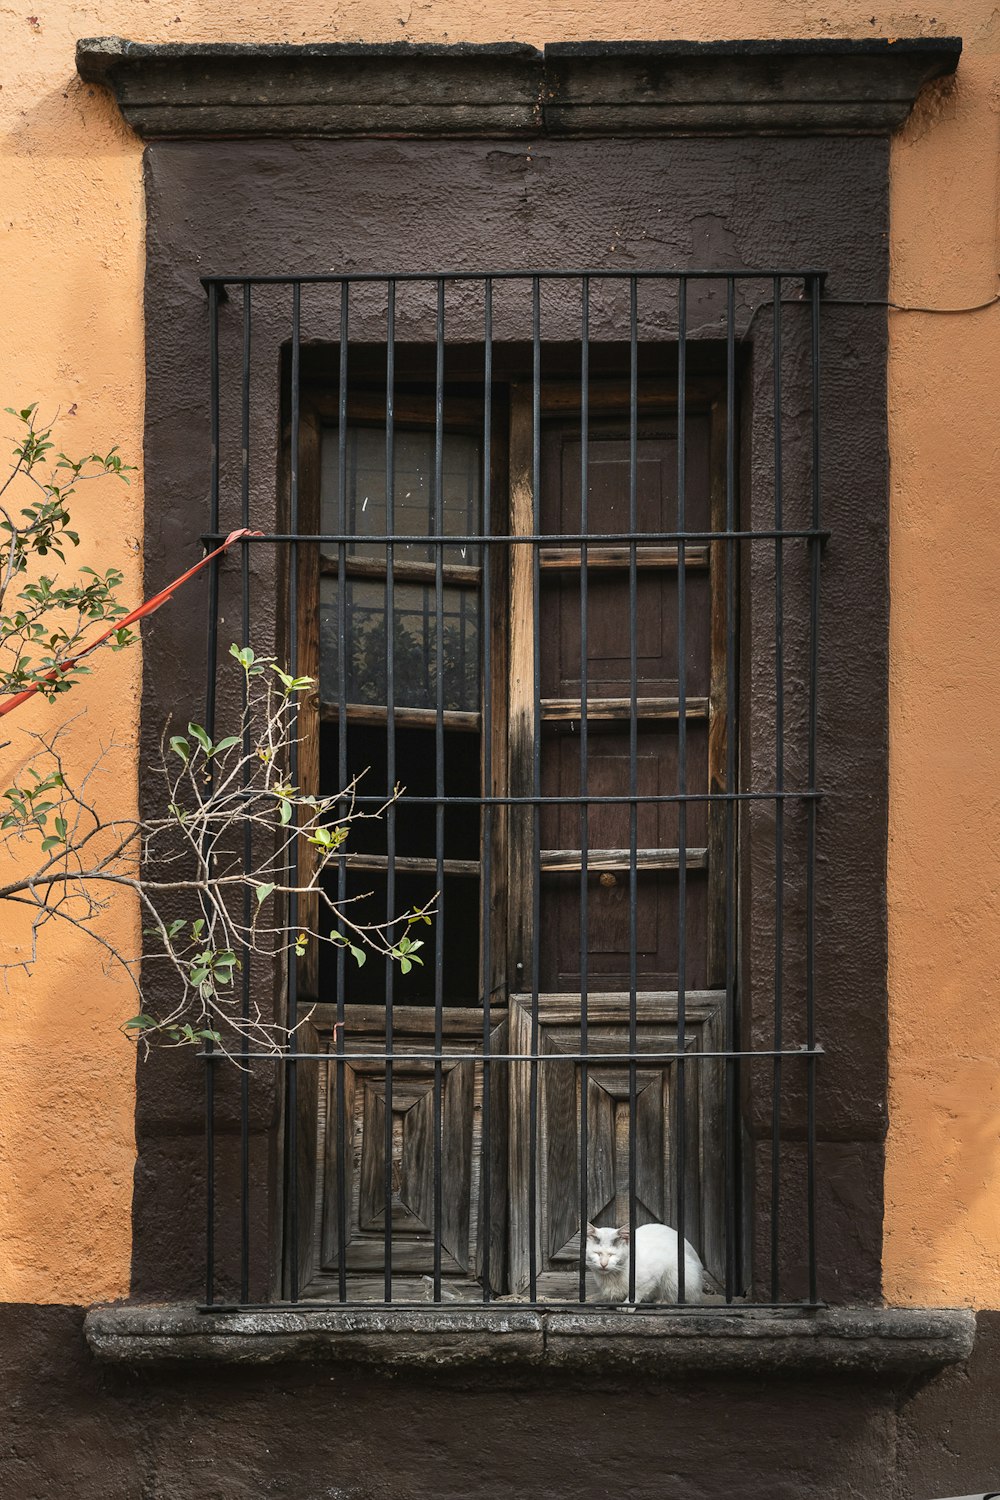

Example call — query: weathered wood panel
[300,1006,507,1300]
[508,993,726,1299]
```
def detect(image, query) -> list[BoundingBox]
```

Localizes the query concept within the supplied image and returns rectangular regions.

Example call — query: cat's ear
[586,1222,598,1237]
[616,1226,630,1242]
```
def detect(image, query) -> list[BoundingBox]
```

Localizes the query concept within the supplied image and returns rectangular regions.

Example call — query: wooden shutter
[506,388,729,1295]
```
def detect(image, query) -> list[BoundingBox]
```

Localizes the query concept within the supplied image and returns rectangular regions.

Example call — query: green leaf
[187,722,212,754]
[40,836,61,852]
[208,735,240,758]
[255,882,276,905]
[124,1015,158,1031]
[278,799,292,826]
[190,918,205,939]
[53,816,67,839]
[349,945,366,968]
[169,736,190,763]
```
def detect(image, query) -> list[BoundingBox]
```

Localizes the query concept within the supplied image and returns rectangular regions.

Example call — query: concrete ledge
[84,1304,976,1376]
[75,37,961,140]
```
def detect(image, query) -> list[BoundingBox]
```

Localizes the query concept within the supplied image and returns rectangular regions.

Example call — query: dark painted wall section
[1,1308,997,1499]
[136,133,891,1309]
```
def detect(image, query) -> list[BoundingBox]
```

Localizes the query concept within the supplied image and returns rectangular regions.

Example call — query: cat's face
[585,1223,629,1273]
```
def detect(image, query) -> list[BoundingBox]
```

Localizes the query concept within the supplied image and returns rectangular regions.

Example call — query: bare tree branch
[1,648,435,1059]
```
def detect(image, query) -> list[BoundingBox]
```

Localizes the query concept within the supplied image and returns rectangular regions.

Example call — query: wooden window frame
[286,362,737,1302]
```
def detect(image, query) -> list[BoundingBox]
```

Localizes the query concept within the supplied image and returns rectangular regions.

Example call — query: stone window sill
[84,1304,975,1376]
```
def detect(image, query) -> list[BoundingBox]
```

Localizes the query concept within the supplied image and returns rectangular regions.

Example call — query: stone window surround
[75,35,973,1374]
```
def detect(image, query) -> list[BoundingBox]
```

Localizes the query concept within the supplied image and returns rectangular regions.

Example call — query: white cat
[585,1222,704,1305]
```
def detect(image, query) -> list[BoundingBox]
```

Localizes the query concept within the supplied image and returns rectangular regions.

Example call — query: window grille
[198,269,825,1311]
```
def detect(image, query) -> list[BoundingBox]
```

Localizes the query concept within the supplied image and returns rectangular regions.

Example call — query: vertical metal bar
[384,279,397,1303]
[577,276,590,1303]
[806,274,821,1306]
[205,1057,216,1304]
[432,278,446,1302]
[203,281,221,1307]
[480,278,494,1302]
[335,283,350,1303]
[675,275,688,1304]
[724,275,738,1304]
[286,280,302,1303]
[239,283,253,1303]
[205,281,222,785]
[627,276,638,1303]
[529,276,541,1302]
[770,277,785,1304]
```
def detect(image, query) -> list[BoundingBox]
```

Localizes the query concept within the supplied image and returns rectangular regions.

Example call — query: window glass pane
[321,427,481,566]
[320,577,480,712]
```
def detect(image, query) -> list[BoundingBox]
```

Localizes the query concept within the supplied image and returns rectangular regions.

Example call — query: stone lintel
[74,36,961,140]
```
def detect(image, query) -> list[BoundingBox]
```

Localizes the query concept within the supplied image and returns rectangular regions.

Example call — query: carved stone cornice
[75,36,961,140]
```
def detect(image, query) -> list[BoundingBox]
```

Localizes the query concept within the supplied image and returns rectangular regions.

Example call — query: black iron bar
[481,278,494,1302]
[675,275,688,1304]
[201,1298,823,1314]
[627,276,638,1303]
[340,792,827,804]
[204,283,221,748]
[528,276,542,1303]
[202,528,827,547]
[336,284,350,1303]
[239,283,253,1302]
[200,1062,212,1308]
[806,273,822,1306]
[219,784,817,808]
[204,1046,824,1064]
[578,276,590,1304]
[286,281,302,1304]
[344,790,822,807]
[202,280,221,1308]
[384,280,397,1303]
[432,278,445,1302]
[202,268,827,286]
[723,276,738,1304]
[771,277,785,1303]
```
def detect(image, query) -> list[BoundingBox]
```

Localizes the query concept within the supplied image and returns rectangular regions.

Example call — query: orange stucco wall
[1,1,997,1307]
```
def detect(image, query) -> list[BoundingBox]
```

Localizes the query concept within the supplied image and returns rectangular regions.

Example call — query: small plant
[0,405,135,705]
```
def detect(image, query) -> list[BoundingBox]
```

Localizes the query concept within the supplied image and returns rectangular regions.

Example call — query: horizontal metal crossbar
[201,1047,825,1063]
[226,790,824,805]
[201,528,830,546]
[201,267,828,287]
[197,1300,826,1314]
